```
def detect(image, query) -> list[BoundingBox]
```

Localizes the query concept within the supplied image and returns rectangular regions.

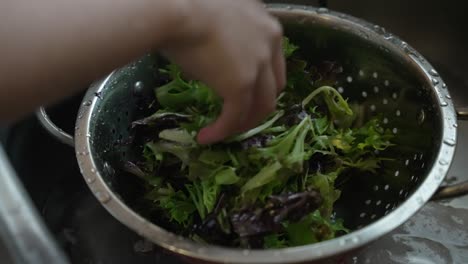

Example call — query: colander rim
[74,4,457,263]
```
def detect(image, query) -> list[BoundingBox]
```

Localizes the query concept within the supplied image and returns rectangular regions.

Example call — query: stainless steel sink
[2,1,468,263]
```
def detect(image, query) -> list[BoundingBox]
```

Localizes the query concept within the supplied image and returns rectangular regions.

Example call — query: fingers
[272,40,286,94]
[240,64,277,131]
[197,92,252,145]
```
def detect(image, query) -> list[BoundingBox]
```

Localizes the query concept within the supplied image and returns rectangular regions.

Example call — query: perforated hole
[384,80,390,86]
[338,87,344,93]
[346,76,353,83]
[371,214,376,219]
[421,163,425,168]
[373,86,379,93]
[125,111,129,117]
[385,204,391,209]
[365,199,371,205]
[411,175,415,181]
[383,98,388,105]
[370,105,376,111]
[383,118,389,124]
[376,200,382,206]
[399,190,404,196]
[419,154,424,160]
[117,117,121,123]
[414,154,418,160]
[392,93,398,100]
[394,170,400,177]
[112,128,116,134]
[384,185,390,190]
[362,91,368,98]
[359,213,366,218]
[373,72,378,78]
[373,185,379,191]
[396,110,401,116]
[405,159,410,166]
[392,128,398,134]
[359,70,364,77]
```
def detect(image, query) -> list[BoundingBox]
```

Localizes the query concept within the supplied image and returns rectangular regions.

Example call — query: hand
[161,0,286,144]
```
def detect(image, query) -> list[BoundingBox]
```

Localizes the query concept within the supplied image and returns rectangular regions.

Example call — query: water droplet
[432,78,440,85]
[362,91,368,98]
[90,168,96,173]
[360,213,366,218]
[396,110,401,116]
[383,117,389,124]
[416,197,424,205]
[373,25,386,34]
[133,81,145,95]
[352,237,360,244]
[365,199,371,205]
[370,105,376,111]
[82,100,92,106]
[373,72,378,78]
[442,83,447,89]
[392,93,398,99]
[444,138,456,146]
[394,170,400,177]
[359,70,365,77]
[383,98,388,104]
[392,127,398,134]
[454,123,458,128]
[440,101,448,107]
[430,69,439,76]
[383,33,393,40]
[104,162,115,176]
[95,191,111,203]
[446,94,452,99]
[338,87,344,93]
[384,185,390,190]
[317,7,329,14]
[373,86,379,93]
[439,160,449,166]
[86,177,96,184]
[417,109,426,125]
[347,76,353,83]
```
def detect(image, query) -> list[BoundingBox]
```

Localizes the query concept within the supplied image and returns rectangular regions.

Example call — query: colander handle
[35,107,75,147]
[432,181,468,200]
[456,107,468,120]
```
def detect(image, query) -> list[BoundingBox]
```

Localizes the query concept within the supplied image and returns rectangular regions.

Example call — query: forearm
[0,0,187,121]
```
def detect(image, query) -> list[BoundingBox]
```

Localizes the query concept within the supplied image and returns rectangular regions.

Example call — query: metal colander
[37,4,468,264]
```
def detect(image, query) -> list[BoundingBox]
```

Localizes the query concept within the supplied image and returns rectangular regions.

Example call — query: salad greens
[127,38,393,249]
